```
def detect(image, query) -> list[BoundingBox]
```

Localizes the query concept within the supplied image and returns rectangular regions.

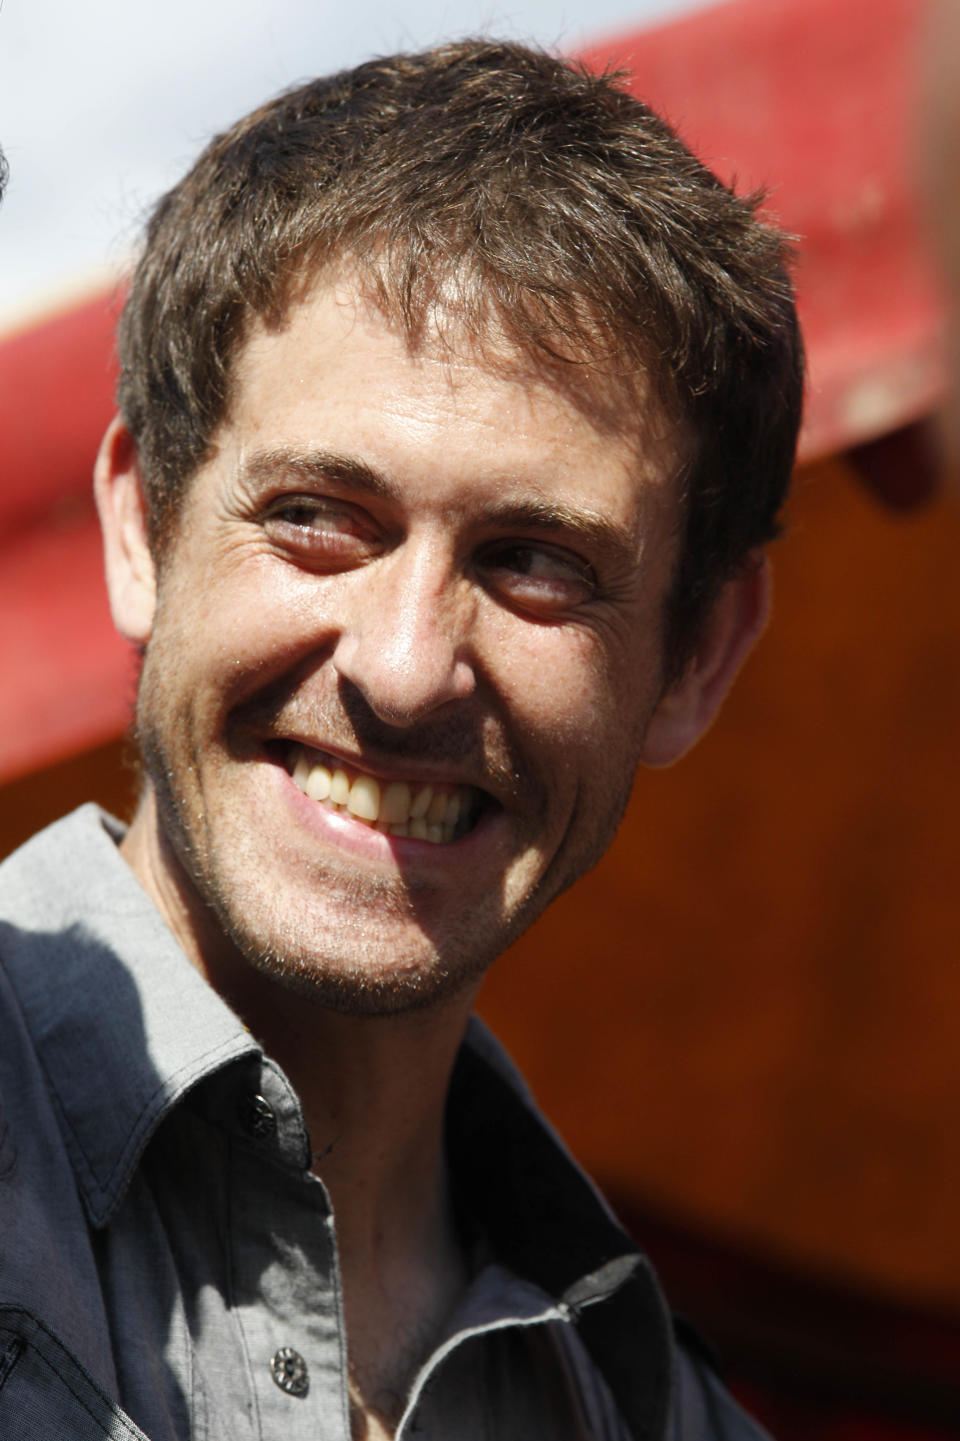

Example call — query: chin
[192,854,505,1018]
[215,908,492,1018]
[241,946,472,1017]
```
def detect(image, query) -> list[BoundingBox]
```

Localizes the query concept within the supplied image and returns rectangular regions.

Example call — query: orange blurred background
[3,0,958,1431]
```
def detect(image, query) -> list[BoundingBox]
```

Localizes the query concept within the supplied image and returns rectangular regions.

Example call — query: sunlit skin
[107,280,691,1010]
[95,275,768,1431]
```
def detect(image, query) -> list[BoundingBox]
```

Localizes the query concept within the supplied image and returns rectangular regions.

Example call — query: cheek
[157,557,340,702]
[503,626,664,806]
[483,618,628,755]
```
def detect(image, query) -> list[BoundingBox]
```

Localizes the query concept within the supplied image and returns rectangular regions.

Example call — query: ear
[93,415,157,645]
[641,556,771,768]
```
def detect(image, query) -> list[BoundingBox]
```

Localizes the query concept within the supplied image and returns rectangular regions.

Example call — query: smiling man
[0,41,802,1441]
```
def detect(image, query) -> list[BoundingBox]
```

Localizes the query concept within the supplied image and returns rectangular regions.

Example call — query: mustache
[229,673,526,793]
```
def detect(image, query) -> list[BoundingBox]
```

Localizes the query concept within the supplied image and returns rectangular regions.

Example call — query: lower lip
[267,755,495,867]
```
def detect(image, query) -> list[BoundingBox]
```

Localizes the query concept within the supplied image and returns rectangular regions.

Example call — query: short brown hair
[117,39,803,674]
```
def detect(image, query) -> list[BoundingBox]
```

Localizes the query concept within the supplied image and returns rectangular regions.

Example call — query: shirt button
[238,1092,276,1140]
[271,1347,309,1397]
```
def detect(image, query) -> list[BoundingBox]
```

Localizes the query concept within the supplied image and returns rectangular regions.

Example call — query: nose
[331,541,477,728]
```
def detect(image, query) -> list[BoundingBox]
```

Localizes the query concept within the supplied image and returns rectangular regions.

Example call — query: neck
[232,974,473,1253]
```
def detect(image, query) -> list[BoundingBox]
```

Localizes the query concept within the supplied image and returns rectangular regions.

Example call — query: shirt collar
[449,1027,673,1441]
[0,804,258,1228]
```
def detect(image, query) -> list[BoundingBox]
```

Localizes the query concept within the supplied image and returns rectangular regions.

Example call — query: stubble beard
[134,687,540,1019]
[133,625,641,1020]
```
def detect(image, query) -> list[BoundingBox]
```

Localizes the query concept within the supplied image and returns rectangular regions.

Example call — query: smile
[286,744,482,844]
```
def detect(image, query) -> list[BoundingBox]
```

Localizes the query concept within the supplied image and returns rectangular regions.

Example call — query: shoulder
[671,1320,773,1441]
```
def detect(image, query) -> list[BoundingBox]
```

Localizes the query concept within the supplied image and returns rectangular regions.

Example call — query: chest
[84,1105,632,1441]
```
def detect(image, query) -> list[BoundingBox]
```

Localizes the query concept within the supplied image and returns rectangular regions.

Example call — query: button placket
[227,1106,349,1438]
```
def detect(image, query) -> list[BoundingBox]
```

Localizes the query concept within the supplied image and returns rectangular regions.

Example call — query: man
[0,41,802,1440]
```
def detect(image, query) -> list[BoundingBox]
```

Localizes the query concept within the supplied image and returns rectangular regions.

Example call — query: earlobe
[93,415,157,645]
[640,556,772,768]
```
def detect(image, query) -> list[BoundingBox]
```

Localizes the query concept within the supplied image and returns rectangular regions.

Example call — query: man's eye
[262,496,377,564]
[480,542,597,614]
[267,497,357,531]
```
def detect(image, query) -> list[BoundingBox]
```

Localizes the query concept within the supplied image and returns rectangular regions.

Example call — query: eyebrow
[242,446,395,500]
[477,498,638,562]
[241,445,641,562]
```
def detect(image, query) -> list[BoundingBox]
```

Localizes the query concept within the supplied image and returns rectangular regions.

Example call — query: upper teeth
[288,745,475,843]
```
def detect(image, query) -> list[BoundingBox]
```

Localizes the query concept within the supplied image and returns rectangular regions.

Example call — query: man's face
[131,278,682,1013]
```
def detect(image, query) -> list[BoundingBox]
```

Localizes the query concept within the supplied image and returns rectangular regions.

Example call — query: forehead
[220,276,682,539]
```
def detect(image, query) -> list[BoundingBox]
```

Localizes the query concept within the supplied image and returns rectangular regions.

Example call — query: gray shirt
[0,807,768,1440]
